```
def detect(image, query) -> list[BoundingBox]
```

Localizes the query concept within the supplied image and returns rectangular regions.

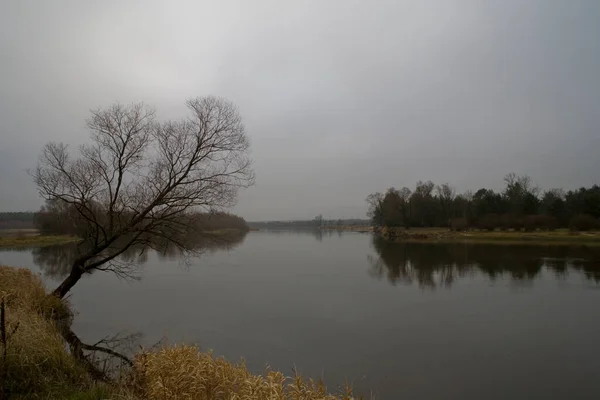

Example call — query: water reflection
[368,236,600,288]
[29,232,247,279]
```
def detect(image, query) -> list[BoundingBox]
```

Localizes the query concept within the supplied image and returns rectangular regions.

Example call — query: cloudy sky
[1,0,599,220]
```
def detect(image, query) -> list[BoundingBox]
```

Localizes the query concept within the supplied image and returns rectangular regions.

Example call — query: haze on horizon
[1,0,599,221]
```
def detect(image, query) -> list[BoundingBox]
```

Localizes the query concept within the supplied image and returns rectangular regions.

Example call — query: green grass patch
[0,235,80,249]
[381,227,600,246]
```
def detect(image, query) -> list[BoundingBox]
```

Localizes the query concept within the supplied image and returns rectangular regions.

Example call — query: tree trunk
[52,264,84,298]
[60,326,109,382]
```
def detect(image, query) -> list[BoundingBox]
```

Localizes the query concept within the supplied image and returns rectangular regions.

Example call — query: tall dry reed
[131,345,366,400]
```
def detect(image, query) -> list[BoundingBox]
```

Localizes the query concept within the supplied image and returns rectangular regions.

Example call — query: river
[1,230,600,399]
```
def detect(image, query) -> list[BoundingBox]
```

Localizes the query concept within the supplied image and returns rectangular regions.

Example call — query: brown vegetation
[0,266,89,398]
[569,214,599,231]
[131,346,363,400]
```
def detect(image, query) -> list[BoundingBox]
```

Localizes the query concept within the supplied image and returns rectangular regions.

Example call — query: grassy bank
[0,265,366,399]
[0,266,105,399]
[0,232,80,249]
[379,227,600,246]
[0,228,246,249]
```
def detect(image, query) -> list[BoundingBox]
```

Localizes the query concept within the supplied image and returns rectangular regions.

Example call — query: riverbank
[0,265,103,399]
[0,228,248,249]
[0,265,366,399]
[0,233,80,248]
[378,227,600,246]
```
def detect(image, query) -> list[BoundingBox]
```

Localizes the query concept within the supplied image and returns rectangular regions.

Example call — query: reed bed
[131,345,364,400]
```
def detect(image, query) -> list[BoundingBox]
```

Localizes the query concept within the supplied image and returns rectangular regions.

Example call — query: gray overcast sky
[1,1,599,220]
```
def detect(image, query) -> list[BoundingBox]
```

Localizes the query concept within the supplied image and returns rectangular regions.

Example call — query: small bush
[449,218,469,231]
[537,215,559,231]
[508,215,524,231]
[569,214,598,231]
[522,215,538,232]
[477,214,500,231]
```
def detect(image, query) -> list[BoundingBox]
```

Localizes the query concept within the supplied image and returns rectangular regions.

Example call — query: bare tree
[313,214,324,228]
[504,173,539,196]
[436,183,456,225]
[366,192,384,226]
[32,97,254,298]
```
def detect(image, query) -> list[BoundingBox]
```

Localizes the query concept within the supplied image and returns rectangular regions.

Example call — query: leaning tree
[32,96,254,298]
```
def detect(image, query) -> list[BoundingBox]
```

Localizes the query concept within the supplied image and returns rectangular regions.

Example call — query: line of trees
[366,173,600,231]
[33,200,249,236]
[0,212,35,229]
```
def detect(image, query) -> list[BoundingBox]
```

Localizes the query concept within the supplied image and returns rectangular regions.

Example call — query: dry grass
[131,345,364,400]
[0,266,92,398]
[0,266,71,320]
[1,309,91,396]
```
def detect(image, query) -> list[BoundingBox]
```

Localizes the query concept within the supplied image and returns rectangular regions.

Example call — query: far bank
[375,226,600,246]
[320,225,600,246]
[0,231,79,248]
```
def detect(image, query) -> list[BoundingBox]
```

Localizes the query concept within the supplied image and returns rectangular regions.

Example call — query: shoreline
[4,227,600,248]
[0,228,249,249]
[321,225,600,246]
[377,227,600,246]
[0,233,80,248]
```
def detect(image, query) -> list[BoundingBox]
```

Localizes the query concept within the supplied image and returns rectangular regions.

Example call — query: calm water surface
[2,230,600,399]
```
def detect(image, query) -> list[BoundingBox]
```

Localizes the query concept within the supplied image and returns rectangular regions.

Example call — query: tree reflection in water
[368,236,600,289]
[31,231,248,280]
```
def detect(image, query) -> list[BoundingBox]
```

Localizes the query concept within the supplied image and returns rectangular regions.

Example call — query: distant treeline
[0,212,35,229]
[188,212,249,232]
[248,218,370,229]
[33,200,249,236]
[367,173,600,231]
